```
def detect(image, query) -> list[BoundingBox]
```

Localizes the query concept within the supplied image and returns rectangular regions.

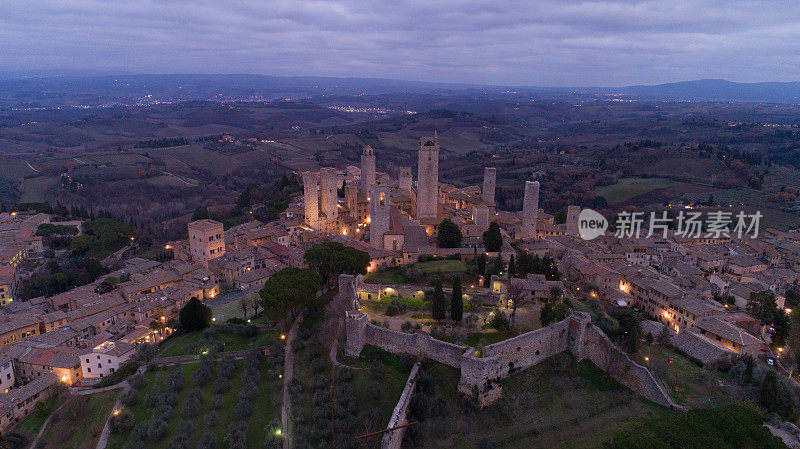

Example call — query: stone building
[302,171,320,229]
[188,219,226,265]
[320,167,339,230]
[370,184,392,249]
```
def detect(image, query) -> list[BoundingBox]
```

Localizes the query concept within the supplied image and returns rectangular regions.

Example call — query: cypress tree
[431,280,446,321]
[508,255,516,278]
[450,276,463,322]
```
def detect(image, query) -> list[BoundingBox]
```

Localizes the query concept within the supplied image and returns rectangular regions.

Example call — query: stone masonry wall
[381,362,421,449]
[339,274,681,410]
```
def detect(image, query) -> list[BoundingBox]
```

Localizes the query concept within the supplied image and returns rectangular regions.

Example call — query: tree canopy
[482,221,502,252]
[179,297,212,332]
[259,267,321,329]
[437,219,462,249]
[303,241,370,285]
[431,280,446,321]
[450,276,463,322]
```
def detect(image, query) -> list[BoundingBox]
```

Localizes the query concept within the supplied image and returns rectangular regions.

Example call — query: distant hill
[1,74,799,108]
[608,79,800,103]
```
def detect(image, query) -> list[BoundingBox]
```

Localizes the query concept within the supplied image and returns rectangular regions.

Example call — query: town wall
[340,274,681,410]
[381,362,421,449]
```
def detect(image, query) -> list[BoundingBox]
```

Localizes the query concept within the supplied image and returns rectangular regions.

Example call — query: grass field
[363,268,408,284]
[415,259,467,274]
[595,177,684,205]
[20,175,59,202]
[158,327,279,357]
[13,397,60,441]
[412,353,672,449]
[37,390,119,449]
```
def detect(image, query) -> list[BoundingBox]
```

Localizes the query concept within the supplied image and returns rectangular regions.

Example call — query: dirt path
[28,402,66,449]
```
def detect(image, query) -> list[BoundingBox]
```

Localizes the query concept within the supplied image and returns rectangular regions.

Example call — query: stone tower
[472,205,489,227]
[398,166,412,193]
[188,219,225,266]
[360,146,376,197]
[302,172,319,229]
[482,167,496,205]
[320,167,338,228]
[566,205,581,236]
[370,184,392,249]
[522,181,540,238]
[345,183,358,212]
[417,136,439,220]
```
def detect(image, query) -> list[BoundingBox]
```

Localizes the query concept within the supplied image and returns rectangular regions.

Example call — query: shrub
[130,422,148,441]
[191,365,212,386]
[386,298,408,316]
[148,418,168,442]
[198,432,217,449]
[203,411,219,428]
[369,361,383,379]
[95,361,140,388]
[234,400,252,420]
[175,419,193,436]
[120,388,138,407]
[167,434,189,449]
[135,343,157,362]
[123,441,146,449]
[182,390,202,416]
[110,409,134,434]
[210,394,224,410]
[224,421,248,449]
[34,400,49,417]
[128,373,145,389]
[489,310,511,332]
[217,357,236,379]
[365,381,383,399]
[213,377,231,394]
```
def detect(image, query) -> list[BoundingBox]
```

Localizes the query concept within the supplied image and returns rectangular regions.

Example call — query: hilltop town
[0,131,796,448]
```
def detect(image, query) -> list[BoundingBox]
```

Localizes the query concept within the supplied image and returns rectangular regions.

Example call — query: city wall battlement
[340,274,682,410]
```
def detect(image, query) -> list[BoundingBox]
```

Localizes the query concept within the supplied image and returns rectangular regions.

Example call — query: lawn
[37,390,119,449]
[414,259,467,274]
[158,326,279,357]
[410,353,672,449]
[13,397,60,441]
[635,343,727,408]
[364,268,408,285]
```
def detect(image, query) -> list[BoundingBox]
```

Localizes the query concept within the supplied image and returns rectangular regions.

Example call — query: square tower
[302,172,319,229]
[416,136,439,220]
[566,205,581,236]
[522,181,540,238]
[370,184,392,249]
[398,166,412,193]
[482,167,496,205]
[360,146,376,197]
[188,219,226,265]
[320,167,339,229]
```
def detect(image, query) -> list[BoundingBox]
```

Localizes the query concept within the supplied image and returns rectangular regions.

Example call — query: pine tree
[431,280,446,321]
[450,276,463,322]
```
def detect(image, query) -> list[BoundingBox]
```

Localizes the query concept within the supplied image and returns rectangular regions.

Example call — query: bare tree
[240,298,248,320]
[248,295,262,318]
[507,281,525,329]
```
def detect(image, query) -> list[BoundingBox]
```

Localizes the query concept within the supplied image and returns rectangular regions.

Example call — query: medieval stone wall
[381,362,421,449]
[340,274,682,410]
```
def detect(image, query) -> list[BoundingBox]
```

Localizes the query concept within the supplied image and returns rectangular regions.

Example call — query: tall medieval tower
[522,181,540,238]
[360,146,376,197]
[416,136,439,220]
[370,184,392,249]
[302,172,319,229]
[398,166,413,193]
[482,167,496,205]
[320,167,338,229]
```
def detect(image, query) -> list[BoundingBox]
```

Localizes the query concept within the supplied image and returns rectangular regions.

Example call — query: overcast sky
[2,0,799,86]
